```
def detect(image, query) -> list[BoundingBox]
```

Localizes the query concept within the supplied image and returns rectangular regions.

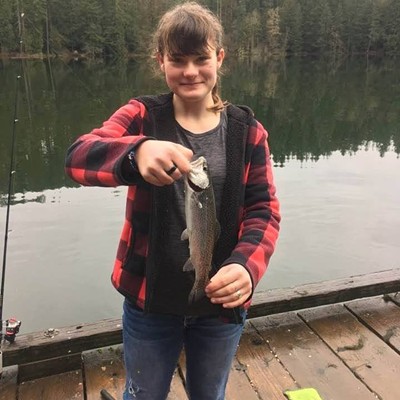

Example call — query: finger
[208,279,249,300]
[175,143,194,160]
[210,288,251,308]
[206,268,245,295]
[164,164,177,175]
[172,152,192,175]
[142,172,171,187]
[141,166,176,186]
[206,280,237,298]
[145,159,181,185]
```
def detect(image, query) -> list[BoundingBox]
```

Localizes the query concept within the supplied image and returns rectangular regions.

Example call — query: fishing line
[0,11,25,376]
[0,71,22,328]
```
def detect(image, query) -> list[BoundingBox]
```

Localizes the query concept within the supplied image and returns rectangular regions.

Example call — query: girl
[65,2,280,399]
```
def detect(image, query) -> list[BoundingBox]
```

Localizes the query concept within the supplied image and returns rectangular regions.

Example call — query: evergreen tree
[265,8,282,56]
[19,0,47,54]
[384,0,400,55]
[369,0,386,54]
[0,0,399,58]
[0,0,17,53]
[280,0,302,55]
[101,0,125,58]
[242,9,262,56]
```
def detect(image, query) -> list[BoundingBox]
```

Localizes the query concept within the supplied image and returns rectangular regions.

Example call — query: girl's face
[157,45,225,109]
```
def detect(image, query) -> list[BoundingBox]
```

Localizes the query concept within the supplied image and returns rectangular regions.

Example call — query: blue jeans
[122,300,246,400]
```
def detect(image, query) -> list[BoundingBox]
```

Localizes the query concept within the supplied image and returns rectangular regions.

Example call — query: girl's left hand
[205,264,253,308]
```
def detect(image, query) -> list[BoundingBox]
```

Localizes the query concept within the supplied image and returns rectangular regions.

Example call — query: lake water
[1,57,399,333]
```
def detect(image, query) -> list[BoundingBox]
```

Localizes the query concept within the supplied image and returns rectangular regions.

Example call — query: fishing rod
[0,12,24,377]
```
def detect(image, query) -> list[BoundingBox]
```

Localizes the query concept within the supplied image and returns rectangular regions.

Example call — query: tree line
[0,0,399,59]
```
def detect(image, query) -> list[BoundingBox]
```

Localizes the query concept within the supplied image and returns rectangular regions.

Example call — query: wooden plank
[83,345,125,400]
[252,312,377,400]
[346,296,400,351]
[0,365,18,400]
[300,304,400,400]
[387,292,400,306]
[249,269,400,319]
[18,370,83,400]
[225,359,260,400]
[3,319,122,367]
[18,353,82,382]
[236,323,295,399]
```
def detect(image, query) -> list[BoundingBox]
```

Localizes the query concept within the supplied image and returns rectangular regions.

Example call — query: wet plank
[252,312,377,400]
[225,359,260,400]
[0,365,18,400]
[346,296,400,351]
[82,345,125,400]
[236,323,295,399]
[18,370,83,400]
[300,304,400,400]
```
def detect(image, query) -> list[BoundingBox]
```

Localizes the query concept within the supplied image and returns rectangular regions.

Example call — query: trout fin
[188,285,206,304]
[181,229,189,241]
[183,258,195,272]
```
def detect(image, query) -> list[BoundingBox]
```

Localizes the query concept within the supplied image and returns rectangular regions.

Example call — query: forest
[0,0,399,59]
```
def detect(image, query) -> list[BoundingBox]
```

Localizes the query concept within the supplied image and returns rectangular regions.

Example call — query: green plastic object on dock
[284,388,323,400]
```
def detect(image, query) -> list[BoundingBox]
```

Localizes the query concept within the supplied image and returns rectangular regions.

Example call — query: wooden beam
[3,320,122,368]
[248,268,400,319]
[18,353,82,382]
[2,269,400,368]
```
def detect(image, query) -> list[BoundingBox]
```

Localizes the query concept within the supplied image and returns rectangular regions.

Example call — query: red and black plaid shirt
[66,96,280,313]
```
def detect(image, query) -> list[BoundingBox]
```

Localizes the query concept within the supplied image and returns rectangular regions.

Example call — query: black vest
[136,93,253,320]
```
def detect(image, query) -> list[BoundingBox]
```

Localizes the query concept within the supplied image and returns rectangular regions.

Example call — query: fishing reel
[3,318,21,344]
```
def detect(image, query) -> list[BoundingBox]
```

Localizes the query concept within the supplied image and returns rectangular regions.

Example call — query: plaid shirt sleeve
[65,99,152,186]
[222,120,281,297]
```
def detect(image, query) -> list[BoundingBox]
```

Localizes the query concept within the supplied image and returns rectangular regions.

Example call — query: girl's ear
[217,48,225,68]
[157,53,165,72]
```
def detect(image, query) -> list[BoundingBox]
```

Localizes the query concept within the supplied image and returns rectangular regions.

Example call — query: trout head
[187,156,210,192]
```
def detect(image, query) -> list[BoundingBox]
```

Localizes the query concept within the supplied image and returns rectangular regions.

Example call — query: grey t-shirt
[165,110,228,269]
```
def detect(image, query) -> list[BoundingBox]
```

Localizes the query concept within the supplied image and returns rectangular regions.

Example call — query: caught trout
[181,156,220,304]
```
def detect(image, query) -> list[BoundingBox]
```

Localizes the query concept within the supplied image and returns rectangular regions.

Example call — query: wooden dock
[1,270,400,399]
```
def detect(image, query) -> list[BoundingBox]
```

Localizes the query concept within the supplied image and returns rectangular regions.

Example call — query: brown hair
[153,2,225,112]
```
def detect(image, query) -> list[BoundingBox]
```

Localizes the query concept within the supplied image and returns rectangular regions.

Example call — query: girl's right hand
[134,140,193,186]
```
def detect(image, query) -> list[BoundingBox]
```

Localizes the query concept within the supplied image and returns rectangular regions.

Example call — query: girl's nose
[183,62,198,78]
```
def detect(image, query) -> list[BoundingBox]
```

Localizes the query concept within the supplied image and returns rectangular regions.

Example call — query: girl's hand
[135,140,193,186]
[205,264,253,308]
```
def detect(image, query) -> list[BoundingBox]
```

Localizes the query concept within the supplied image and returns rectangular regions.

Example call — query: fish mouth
[188,179,204,192]
[187,156,209,191]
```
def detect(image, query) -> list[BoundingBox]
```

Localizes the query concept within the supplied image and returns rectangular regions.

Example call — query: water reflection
[1,57,399,197]
[224,58,400,166]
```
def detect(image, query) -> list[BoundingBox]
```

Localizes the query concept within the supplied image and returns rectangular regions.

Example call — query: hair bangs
[165,20,212,56]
